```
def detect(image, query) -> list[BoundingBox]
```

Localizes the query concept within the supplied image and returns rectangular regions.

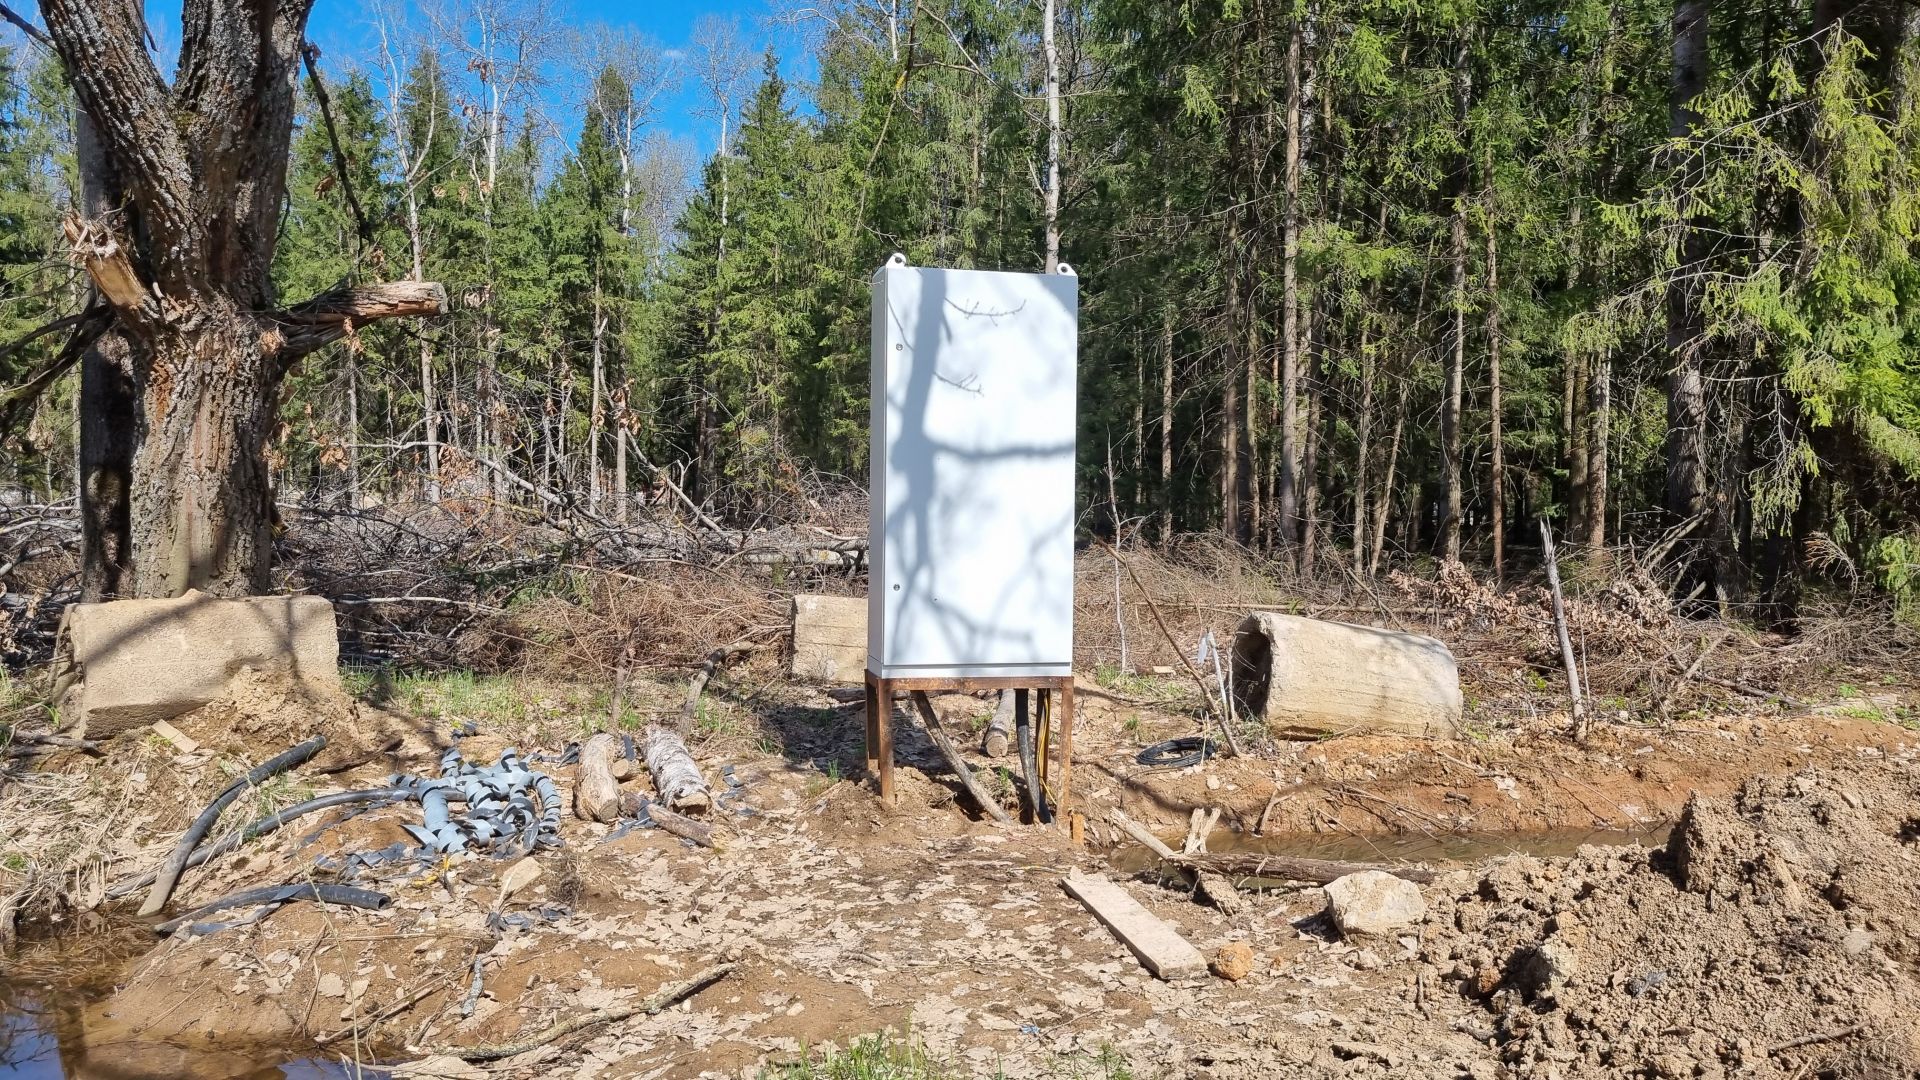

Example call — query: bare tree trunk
[75,114,133,602]
[1160,302,1175,545]
[1369,375,1409,578]
[1042,0,1062,274]
[614,383,629,523]
[1300,377,1322,572]
[1485,168,1504,584]
[346,355,361,507]
[1586,357,1610,552]
[1441,28,1470,565]
[589,276,604,512]
[1353,326,1373,579]
[1277,19,1303,544]
[1666,0,1713,584]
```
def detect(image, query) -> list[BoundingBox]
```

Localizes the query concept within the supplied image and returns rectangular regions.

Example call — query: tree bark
[1160,301,1175,545]
[74,113,133,602]
[1277,18,1303,545]
[1485,167,1504,584]
[1441,27,1471,565]
[1665,0,1713,589]
[1042,0,1062,274]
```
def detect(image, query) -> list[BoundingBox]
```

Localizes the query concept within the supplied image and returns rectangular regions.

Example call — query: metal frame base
[863,669,1075,823]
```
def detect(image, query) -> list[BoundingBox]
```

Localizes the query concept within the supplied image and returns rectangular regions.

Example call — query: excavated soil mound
[1420,768,1920,1079]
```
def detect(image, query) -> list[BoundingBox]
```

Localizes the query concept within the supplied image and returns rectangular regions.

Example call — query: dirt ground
[3,653,1917,1080]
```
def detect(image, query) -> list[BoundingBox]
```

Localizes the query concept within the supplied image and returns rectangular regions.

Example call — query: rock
[1323,871,1426,937]
[1515,938,1579,998]
[316,973,345,998]
[1211,942,1254,981]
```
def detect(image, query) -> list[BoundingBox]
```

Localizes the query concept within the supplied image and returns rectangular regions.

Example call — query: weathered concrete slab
[56,590,340,738]
[1062,871,1208,981]
[789,594,867,684]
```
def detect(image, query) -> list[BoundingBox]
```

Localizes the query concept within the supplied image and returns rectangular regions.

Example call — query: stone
[1323,871,1426,938]
[1516,938,1579,998]
[1211,942,1254,981]
[55,590,340,739]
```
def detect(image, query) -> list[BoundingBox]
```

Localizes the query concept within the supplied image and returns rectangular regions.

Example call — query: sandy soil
[10,665,1920,1079]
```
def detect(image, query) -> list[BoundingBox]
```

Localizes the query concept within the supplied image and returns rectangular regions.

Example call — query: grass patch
[760,1032,1134,1080]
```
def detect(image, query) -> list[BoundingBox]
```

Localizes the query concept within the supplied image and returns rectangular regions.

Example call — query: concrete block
[789,594,867,684]
[56,590,340,738]
[1231,611,1463,740]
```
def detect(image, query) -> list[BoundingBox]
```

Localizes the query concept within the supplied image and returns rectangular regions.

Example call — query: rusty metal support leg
[1056,679,1075,823]
[864,670,880,777]
[874,676,895,805]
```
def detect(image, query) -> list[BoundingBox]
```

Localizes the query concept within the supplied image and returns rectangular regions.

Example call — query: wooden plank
[1062,872,1207,981]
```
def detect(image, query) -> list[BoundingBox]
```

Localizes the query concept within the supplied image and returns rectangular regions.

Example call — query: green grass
[760,1032,1134,1080]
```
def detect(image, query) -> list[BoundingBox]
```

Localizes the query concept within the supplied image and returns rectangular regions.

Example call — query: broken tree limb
[642,726,711,812]
[274,281,449,358]
[431,962,738,1062]
[139,735,328,917]
[573,732,622,823]
[680,638,761,728]
[1657,629,1731,717]
[909,690,1011,824]
[643,799,715,848]
[1539,520,1587,741]
[1177,851,1436,886]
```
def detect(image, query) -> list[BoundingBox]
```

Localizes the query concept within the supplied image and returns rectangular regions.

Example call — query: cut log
[788,595,867,683]
[649,801,715,847]
[572,733,622,823]
[982,690,1014,757]
[643,727,711,813]
[1062,871,1207,980]
[1230,612,1462,740]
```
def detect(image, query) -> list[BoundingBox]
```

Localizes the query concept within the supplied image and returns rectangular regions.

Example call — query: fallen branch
[1539,521,1586,742]
[431,962,737,1062]
[680,638,761,728]
[1657,629,1730,717]
[4,731,101,756]
[1101,540,1243,757]
[1767,1024,1863,1055]
[647,801,715,847]
[1108,810,1432,886]
[139,735,329,917]
[910,690,1011,824]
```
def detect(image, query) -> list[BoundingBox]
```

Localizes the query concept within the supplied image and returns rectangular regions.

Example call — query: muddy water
[1113,823,1673,878]
[0,936,386,1080]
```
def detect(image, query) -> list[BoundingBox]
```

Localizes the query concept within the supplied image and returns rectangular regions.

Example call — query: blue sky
[15,0,812,158]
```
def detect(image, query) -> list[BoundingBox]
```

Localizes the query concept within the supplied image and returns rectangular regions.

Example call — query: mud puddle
[1,937,387,1080]
[1113,822,1673,877]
